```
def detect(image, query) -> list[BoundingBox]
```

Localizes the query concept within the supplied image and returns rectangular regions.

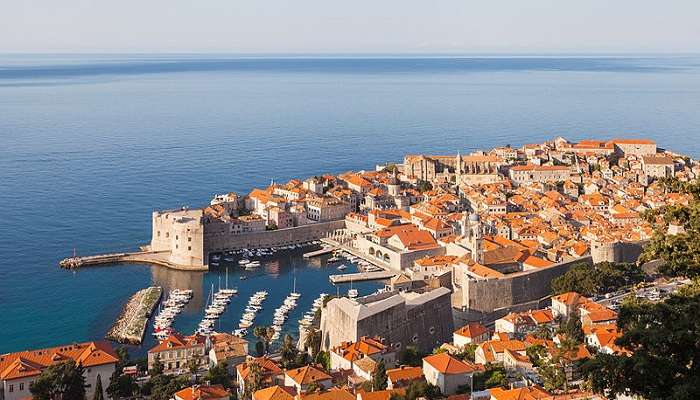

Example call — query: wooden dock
[329,270,396,284]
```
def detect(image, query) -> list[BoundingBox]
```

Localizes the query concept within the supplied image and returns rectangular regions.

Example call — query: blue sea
[2,54,700,355]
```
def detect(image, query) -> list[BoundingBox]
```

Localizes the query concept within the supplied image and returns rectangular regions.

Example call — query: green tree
[416,180,433,193]
[303,327,322,357]
[399,345,423,366]
[314,350,331,372]
[93,374,104,400]
[280,334,300,368]
[107,373,138,400]
[205,361,231,388]
[30,360,86,400]
[473,364,507,390]
[148,374,190,400]
[150,355,164,376]
[457,344,477,362]
[188,358,199,380]
[253,326,276,354]
[551,262,644,296]
[557,317,584,344]
[583,284,700,399]
[639,177,700,278]
[372,360,388,391]
[243,362,264,400]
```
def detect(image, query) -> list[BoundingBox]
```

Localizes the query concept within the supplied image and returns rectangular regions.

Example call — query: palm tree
[304,327,322,357]
[243,361,264,400]
[253,326,275,354]
[280,334,299,368]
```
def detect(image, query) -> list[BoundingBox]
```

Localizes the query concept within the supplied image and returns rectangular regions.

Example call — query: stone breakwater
[106,286,162,345]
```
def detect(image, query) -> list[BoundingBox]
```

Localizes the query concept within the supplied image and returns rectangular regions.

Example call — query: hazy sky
[2,0,699,53]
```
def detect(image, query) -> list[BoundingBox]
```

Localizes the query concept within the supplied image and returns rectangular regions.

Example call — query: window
[176,235,179,240]
[20,383,24,390]
[166,232,170,238]
[9,384,14,392]
[188,246,191,251]
[188,237,192,242]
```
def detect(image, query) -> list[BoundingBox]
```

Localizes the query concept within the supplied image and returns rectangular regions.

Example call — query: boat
[337,264,347,271]
[348,277,358,298]
[245,261,261,270]
[327,256,341,263]
[289,276,301,299]
[238,259,250,265]
[234,328,247,337]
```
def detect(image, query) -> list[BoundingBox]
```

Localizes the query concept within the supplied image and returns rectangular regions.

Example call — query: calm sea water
[2,54,700,354]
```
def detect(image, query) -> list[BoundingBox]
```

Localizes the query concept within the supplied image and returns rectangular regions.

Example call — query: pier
[303,246,336,258]
[58,250,208,271]
[329,270,397,283]
[106,286,162,345]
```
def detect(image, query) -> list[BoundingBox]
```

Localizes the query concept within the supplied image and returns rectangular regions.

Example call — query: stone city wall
[203,220,346,261]
[461,256,593,321]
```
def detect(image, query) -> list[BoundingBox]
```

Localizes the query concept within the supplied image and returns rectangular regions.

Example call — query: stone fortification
[319,287,454,354]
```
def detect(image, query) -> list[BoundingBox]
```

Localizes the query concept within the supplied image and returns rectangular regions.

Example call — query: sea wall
[203,220,345,262]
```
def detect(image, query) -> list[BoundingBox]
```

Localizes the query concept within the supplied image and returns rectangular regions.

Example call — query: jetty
[59,250,207,271]
[106,286,162,345]
[303,246,336,258]
[329,270,396,284]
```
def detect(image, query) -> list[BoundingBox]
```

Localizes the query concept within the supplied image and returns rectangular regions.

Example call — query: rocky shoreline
[106,286,162,345]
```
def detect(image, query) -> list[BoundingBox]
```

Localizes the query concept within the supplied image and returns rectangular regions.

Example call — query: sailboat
[220,268,238,295]
[290,275,301,299]
[348,276,358,298]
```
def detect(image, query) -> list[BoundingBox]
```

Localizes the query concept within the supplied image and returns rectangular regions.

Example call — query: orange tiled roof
[237,357,282,380]
[489,385,552,400]
[175,384,230,400]
[422,353,480,375]
[252,385,294,400]
[332,336,386,362]
[300,388,355,400]
[285,365,331,385]
[0,341,118,381]
[149,333,206,353]
[386,365,423,384]
[454,322,488,339]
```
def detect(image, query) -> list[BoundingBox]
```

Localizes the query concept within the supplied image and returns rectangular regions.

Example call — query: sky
[1,0,700,54]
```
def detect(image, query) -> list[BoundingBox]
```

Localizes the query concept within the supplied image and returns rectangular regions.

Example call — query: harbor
[106,286,162,345]
[91,245,385,355]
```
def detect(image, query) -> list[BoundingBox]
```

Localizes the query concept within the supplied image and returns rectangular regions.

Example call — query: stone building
[148,333,207,374]
[642,155,674,179]
[319,287,454,354]
[508,165,571,185]
[611,138,657,156]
